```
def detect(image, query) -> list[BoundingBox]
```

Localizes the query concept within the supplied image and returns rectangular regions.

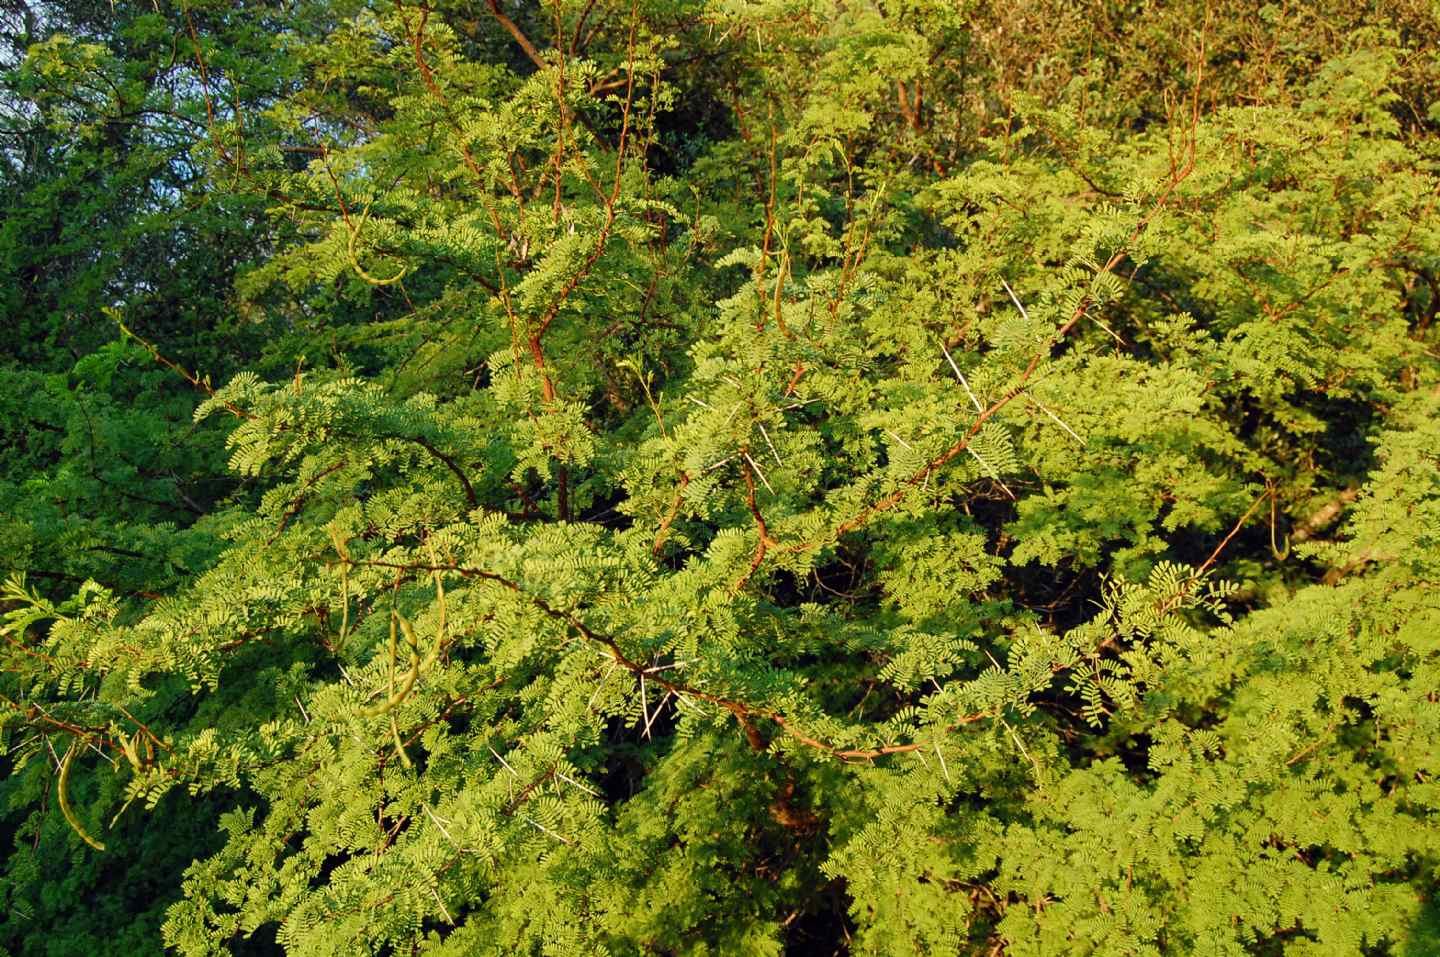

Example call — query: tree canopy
[2,1,1439,954]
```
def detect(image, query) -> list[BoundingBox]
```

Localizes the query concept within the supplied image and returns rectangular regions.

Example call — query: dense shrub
[2,1,1438,954]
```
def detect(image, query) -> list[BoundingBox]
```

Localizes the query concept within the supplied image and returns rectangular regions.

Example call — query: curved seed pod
[361,614,420,718]
[390,714,412,769]
[345,204,407,286]
[57,740,106,852]
[328,527,352,649]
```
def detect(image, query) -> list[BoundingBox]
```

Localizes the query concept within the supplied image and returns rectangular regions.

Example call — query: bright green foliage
[2,1,1439,955]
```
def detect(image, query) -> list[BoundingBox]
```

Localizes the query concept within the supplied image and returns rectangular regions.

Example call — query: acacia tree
[3,1,1439,955]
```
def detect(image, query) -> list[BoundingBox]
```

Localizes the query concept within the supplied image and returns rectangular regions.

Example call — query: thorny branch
[339,555,1041,764]
[788,74,1205,555]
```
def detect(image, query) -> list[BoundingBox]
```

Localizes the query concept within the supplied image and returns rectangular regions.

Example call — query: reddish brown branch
[120,324,250,420]
[485,0,544,70]
[651,471,691,555]
[805,299,1091,550]
[795,115,1203,553]
[268,460,349,544]
[404,437,479,510]
[733,458,779,593]
[782,362,807,397]
[339,555,1022,764]
[1194,487,1270,579]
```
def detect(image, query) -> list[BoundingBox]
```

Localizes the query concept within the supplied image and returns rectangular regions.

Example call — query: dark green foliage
[3,1,1439,954]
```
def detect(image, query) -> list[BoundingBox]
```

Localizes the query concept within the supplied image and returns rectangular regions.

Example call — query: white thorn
[587,660,618,709]
[1027,395,1085,445]
[939,339,984,414]
[423,804,457,846]
[521,815,571,844]
[555,770,600,797]
[431,886,454,924]
[758,422,783,466]
[639,674,649,737]
[1000,277,1030,322]
[743,452,775,494]
[642,691,672,739]
[965,447,1016,499]
[886,429,915,452]
[488,746,518,778]
[1089,314,1126,346]
[934,742,952,784]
